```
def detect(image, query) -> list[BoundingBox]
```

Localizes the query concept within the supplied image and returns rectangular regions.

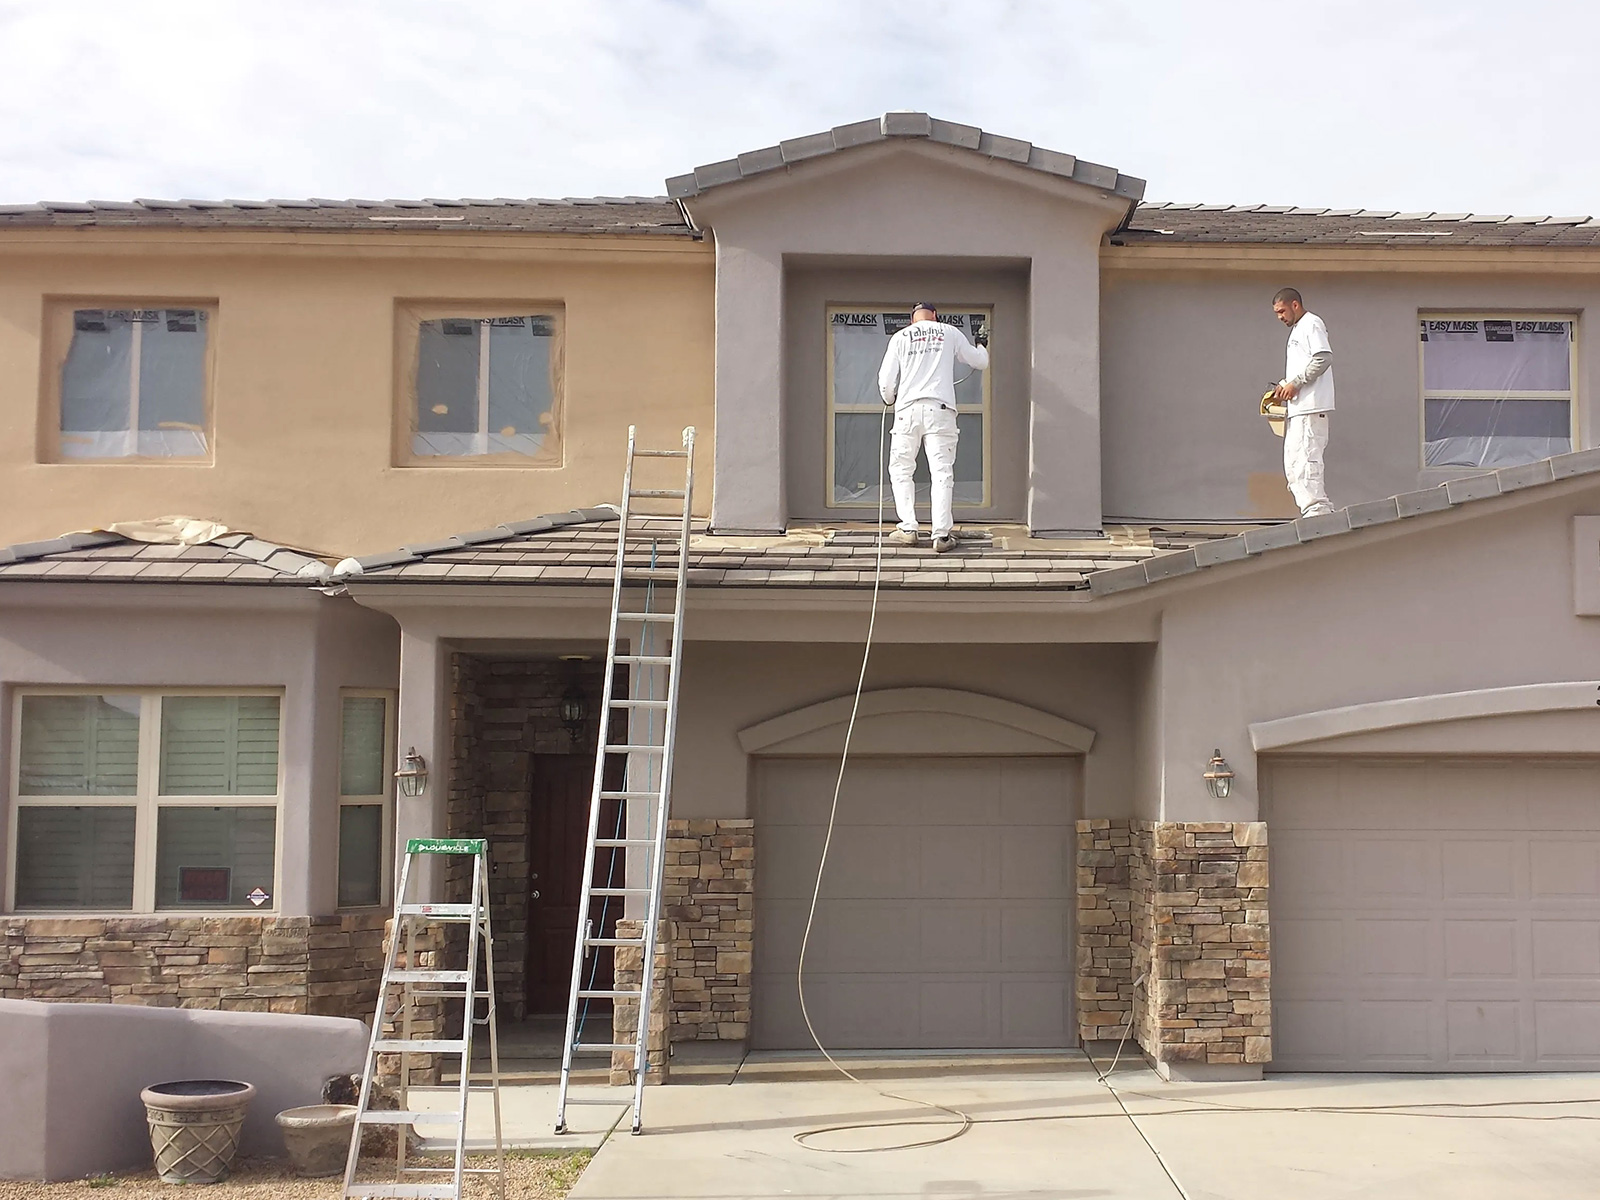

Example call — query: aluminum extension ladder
[344,838,504,1200]
[555,425,696,1137]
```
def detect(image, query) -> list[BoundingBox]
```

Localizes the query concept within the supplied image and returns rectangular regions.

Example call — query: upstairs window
[47,306,212,461]
[1420,316,1575,469]
[827,306,991,508]
[398,306,563,464]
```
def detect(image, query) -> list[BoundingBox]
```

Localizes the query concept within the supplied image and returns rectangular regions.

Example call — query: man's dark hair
[1272,287,1303,307]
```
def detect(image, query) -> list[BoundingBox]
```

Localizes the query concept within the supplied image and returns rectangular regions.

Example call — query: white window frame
[824,304,994,509]
[49,304,214,463]
[6,688,285,915]
[336,688,396,909]
[1417,311,1580,471]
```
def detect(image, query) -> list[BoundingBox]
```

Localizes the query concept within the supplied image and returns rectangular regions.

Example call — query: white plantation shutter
[14,806,137,909]
[158,696,280,795]
[340,696,387,797]
[18,695,140,795]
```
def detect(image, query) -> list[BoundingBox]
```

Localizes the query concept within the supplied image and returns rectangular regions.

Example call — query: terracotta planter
[276,1104,358,1178]
[140,1079,256,1184]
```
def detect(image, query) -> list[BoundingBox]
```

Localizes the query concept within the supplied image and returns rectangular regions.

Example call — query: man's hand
[1273,381,1300,402]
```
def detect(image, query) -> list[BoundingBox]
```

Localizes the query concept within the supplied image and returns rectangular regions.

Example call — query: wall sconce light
[559,686,588,739]
[1203,749,1235,800]
[395,747,428,797]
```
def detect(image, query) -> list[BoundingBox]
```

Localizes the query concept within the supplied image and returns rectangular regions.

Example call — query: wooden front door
[525,753,625,1015]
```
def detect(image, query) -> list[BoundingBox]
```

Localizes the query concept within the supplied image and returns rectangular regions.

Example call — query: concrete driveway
[562,1051,1600,1200]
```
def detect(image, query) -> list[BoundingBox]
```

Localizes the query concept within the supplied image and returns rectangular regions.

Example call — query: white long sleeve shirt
[877,319,989,410]
[1283,311,1336,416]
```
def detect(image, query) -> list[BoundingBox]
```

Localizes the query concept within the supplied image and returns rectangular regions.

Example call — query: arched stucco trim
[1249,681,1600,752]
[737,686,1096,756]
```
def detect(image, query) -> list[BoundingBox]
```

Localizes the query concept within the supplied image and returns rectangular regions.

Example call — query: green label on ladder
[406,837,487,855]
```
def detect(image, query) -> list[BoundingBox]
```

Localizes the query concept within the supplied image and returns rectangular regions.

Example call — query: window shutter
[18,695,139,795]
[159,696,280,795]
[340,696,388,797]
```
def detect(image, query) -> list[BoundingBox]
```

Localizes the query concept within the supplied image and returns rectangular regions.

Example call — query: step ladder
[555,425,696,1137]
[343,838,503,1200]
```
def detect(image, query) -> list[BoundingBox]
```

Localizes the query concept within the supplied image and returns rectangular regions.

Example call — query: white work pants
[1284,413,1333,517]
[889,400,959,538]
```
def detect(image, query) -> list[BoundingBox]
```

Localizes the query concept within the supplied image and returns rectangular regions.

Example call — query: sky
[1,0,1596,216]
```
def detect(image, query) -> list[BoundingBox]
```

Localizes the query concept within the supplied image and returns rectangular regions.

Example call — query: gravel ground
[0,1152,590,1199]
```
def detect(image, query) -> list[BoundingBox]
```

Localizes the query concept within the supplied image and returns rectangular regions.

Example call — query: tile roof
[0,531,332,584]
[1117,203,1600,248]
[665,112,1146,205]
[0,197,694,236]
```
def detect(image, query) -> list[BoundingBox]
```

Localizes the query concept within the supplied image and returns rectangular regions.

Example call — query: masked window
[404,312,562,462]
[827,307,990,507]
[56,308,211,460]
[1419,317,1575,469]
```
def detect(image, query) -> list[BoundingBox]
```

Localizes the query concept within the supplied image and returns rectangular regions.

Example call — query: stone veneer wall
[1076,819,1270,1068]
[0,913,386,1020]
[447,654,607,1020]
[662,818,753,1042]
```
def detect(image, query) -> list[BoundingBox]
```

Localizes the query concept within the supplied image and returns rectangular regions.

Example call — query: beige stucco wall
[1102,266,1600,522]
[0,232,714,557]
[0,584,398,915]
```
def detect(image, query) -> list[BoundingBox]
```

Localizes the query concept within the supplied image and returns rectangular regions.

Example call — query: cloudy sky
[1,0,1593,215]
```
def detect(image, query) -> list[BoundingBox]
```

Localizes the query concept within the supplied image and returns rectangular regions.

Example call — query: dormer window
[826,305,991,508]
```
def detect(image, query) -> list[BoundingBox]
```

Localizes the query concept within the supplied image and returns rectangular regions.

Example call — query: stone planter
[276,1104,358,1178]
[140,1079,256,1184]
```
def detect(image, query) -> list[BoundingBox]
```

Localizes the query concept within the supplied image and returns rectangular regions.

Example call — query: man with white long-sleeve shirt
[877,303,989,552]
[1271,287,1336,517]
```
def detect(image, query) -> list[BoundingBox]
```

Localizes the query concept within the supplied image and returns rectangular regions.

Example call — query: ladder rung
[343,1186,457,1199]
[633,449,688,459]
[602,743,665,754]
[588,887,651,896]
[397,903,474,919]
[572,1042,637,1052]
[563,1095,636,1105]
[599,790,660,800]
[358,1110,461,1125]
[616,612,675,623]
[609,697,670,707]
[593,839,654,848]
[373,1039,467,1054]
[614,655,672,665]
[387,969,469,984]
[577,989,642,999]
[584,936,646,947]
[630,488,686,499]
[621,569,680,581]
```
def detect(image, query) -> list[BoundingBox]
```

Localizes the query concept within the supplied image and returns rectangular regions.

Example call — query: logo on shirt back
[905,323,947,356]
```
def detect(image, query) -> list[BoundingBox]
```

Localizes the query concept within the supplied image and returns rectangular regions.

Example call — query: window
[337,691,393,908]
[398,306,563,463]
[47,305,213,460]
[826,306,991,507]
[9,692,281,912]
[1419,316,1576,469]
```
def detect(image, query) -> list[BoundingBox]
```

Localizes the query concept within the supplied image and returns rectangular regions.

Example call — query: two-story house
[3,114,1599,1082]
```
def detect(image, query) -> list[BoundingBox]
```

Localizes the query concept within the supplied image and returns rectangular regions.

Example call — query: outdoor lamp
[395,747,428,797]
[559,686,588,738]
[1203,749,1235,800]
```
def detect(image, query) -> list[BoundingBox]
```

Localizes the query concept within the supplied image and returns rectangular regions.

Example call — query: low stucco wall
[0,997,367,1181]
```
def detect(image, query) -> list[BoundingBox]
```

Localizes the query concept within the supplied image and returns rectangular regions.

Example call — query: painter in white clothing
[877,303,989,553]
[1271,287,1336,517]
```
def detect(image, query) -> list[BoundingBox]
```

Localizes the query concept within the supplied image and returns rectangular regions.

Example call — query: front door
[525,753,625,1015]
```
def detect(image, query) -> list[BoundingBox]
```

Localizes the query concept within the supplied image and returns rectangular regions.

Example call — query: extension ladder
[343,839,504,1200]
[555,425,696,1137]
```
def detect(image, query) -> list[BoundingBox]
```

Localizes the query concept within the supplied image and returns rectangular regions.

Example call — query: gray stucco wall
[1102,270,1600,522]
[0,586,398,916]
[783,261,1030,523]
[691,141,1128,535]
[1146,480,1600,821]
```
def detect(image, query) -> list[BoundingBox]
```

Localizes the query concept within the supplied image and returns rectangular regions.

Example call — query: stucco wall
[1148,481,1600,821]
[783,261,1030,523]
[0,585,398,915]
[0,235,714,556]
[1102,269,1600,522]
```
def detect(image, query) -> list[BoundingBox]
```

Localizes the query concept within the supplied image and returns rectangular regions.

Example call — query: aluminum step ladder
[555,425,696,1137]
[343,838,503,1200]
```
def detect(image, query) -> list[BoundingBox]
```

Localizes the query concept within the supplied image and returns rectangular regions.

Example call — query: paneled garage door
[1267,758,1600,1071]
[752,757,1076,1050]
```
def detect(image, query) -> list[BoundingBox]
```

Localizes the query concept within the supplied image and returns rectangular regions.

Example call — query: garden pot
[140,1079,256,1184]
[276,1104,358,1178]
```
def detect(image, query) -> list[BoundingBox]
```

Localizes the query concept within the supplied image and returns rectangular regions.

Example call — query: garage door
[1267,758,1600,1071]
[752,756,1076,1050]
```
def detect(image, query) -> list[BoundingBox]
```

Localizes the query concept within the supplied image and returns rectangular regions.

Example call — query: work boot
[888,529,919,546]
[933,535,957,554]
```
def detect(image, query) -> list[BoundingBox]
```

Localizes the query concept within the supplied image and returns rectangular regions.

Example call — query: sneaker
[933,535,957,554]
[887,529,919,546]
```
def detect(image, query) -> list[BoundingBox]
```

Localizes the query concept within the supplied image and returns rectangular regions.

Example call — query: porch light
[1203,749,1234,800]
[559,687,588,738]
[395,747,428,797]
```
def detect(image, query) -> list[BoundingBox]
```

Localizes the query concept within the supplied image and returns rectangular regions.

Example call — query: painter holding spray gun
[1261,287,1337,516]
